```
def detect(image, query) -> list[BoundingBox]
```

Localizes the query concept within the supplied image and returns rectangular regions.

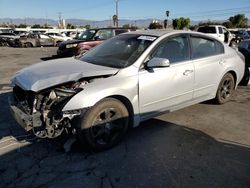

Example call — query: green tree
[229,14,248,28]
[113,15,118,27]
[44,24,53,29]
[122,24,130,28]
[198,21,222,26]
[17,24,27,28]
[149,22,163,29]
[172,17,190,29]
[31,24,42,28]
[222,21,233,28]
[84,24,91,29]
[66,23,76,29]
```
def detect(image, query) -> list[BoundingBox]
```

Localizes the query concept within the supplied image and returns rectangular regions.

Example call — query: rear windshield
[198,27,216,34]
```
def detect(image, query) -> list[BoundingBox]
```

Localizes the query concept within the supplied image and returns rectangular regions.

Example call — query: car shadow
[40,55,62,61]
[0,91,250,187]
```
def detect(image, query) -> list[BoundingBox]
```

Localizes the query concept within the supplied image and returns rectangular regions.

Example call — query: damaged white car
[9,30,245,151]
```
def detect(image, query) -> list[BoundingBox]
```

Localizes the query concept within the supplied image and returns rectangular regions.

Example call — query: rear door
[39,34,54,46]
[190,35,225,99]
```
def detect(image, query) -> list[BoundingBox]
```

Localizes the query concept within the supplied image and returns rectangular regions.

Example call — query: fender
[62,75,140,116]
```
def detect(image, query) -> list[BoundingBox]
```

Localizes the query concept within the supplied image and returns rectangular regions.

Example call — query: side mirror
[147,57,170,68]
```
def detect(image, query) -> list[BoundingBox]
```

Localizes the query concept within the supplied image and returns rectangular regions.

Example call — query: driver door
[139,35,194,118]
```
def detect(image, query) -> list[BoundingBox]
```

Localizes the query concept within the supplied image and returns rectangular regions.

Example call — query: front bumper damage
[9,94,33,131]
[9,86,83,139]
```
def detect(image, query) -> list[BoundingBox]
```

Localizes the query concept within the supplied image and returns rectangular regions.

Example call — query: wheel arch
[106,95,134,128]
[227,70,237,88]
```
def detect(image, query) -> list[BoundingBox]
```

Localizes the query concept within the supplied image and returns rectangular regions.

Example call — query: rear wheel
[25,42,33,48]
[215,73,235,104]
[56,41,62,46]
[77,98,129,151]
[229,40,237,48]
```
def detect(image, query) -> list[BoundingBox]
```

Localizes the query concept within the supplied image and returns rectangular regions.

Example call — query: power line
[173,6,250,16]
[189,11,250,19]
[120,7,250,20]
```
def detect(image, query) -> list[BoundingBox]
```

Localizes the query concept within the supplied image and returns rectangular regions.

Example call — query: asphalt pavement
[0,47,249,188]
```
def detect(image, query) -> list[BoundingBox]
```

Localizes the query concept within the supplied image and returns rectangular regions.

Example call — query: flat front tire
[77,98,129,151]
[215,73,235,104]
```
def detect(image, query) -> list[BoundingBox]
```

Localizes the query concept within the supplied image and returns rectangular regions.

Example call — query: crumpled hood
[11,57,119,92]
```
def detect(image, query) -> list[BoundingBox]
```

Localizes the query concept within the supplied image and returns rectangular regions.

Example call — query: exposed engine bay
[11,77,105,139]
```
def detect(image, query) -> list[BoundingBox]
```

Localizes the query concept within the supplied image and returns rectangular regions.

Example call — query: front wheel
[215,73,235,104]
[77,98,129,151]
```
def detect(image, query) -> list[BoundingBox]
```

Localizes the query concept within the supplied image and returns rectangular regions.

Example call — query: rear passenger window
[191,36,224,59]
[215,41,224,54]
[218,27,223,34]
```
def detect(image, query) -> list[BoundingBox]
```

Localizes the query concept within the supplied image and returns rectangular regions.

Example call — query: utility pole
[110,16,112,27]
[115,0,119,27]
[164,10,170,29]
[58,12,62,29]
[45,12,48,27]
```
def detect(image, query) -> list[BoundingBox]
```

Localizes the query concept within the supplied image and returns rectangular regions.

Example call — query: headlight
[66,44,78,48]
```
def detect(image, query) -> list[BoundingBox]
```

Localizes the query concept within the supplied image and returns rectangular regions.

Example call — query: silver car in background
[9,30,245,151]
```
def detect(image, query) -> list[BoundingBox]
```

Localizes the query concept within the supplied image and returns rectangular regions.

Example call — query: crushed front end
[9,82,86,138]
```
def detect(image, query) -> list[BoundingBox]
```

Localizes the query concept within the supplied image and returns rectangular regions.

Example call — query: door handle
[183,70,193,76]
[219,60,225,65]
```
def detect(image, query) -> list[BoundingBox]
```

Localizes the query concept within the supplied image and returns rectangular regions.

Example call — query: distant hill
[0,17,249,28]
[0,17,154,28]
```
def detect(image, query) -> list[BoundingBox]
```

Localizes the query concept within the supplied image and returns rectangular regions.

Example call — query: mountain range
[0,17,157,27]
[0,17,249,28]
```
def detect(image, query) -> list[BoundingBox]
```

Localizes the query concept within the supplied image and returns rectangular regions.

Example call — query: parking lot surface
[0,47,250,188]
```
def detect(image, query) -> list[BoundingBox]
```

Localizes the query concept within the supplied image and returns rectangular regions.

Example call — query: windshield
[198,27,216,34]
[80,34,157,68]
[78,30,96,40]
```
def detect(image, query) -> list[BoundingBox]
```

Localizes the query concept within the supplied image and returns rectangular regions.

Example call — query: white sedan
[45,32,72,42]
[10,30,245,151]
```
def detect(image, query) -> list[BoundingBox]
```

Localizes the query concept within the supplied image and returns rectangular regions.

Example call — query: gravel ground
[0,47,249,188]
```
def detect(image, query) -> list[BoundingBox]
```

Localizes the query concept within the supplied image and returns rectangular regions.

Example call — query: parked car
[62,31,80,39]
[230,30,250,43]
[197,25,237,47]
[19,33,56,47]
[0,33,20,47]
[238,39,250,85]
[0,32,20,39]
[45,32,72,43]
[9,30,245,151]
[57,28,133,57]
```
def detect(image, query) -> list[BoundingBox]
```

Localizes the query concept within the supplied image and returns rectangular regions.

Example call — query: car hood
[11,57,119,92]
[60,39,87,46]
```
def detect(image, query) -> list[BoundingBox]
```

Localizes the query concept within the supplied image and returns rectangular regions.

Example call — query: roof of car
[87,27,133,31]
[124,29,196,37]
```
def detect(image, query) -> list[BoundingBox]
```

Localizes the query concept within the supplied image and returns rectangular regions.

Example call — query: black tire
[25,42,33,48]
[77,98,129,151]
[56,41,61,46]
[229,40,237,48]
[215,73,235,104]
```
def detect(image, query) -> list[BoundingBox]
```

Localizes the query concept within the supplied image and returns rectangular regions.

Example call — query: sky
[0,0,250,21]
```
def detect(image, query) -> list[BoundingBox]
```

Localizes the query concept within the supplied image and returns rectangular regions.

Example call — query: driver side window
[151,35,190,63]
